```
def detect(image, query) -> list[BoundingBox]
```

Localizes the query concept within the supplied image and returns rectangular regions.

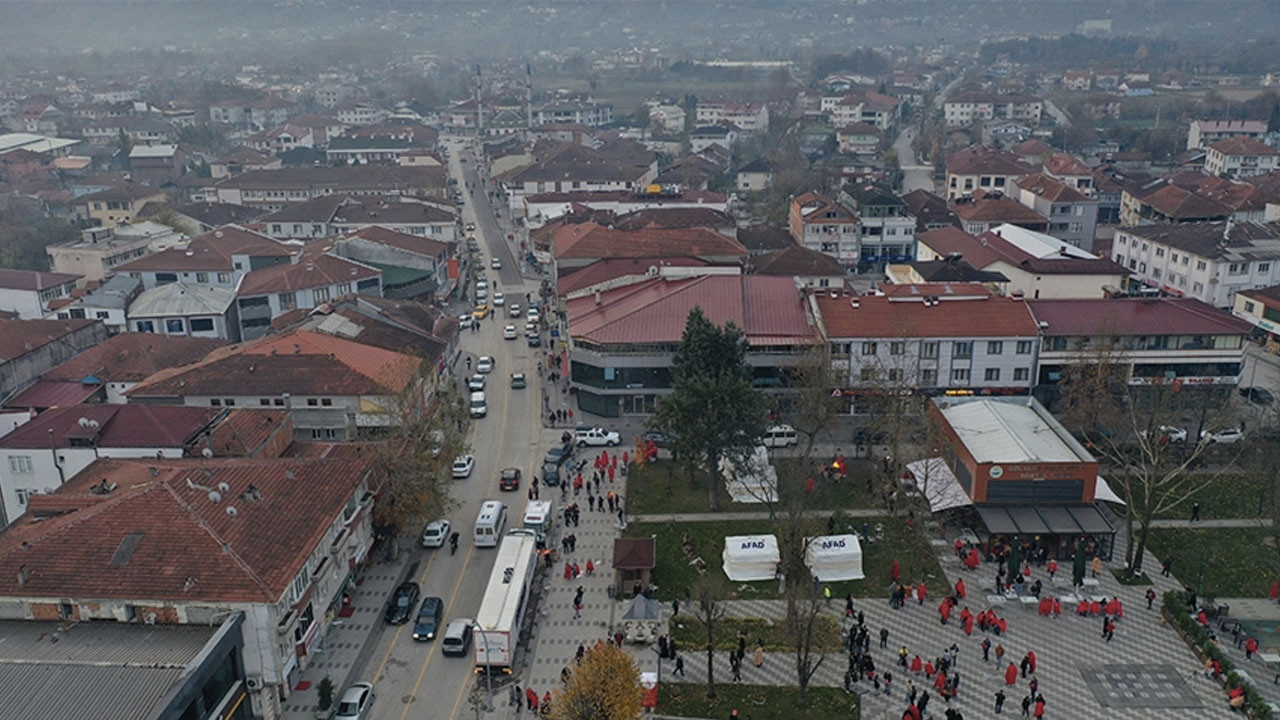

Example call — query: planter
[315,710,332,720]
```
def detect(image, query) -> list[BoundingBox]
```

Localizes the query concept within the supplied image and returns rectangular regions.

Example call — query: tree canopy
[650,308,767,510]
[549,642,644,720]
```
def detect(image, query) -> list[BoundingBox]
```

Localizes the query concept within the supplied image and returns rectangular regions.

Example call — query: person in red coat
[1270,579,1280,601]
[1004,662,1018,685]
[1051,598,1062,617]
[934,670,948,692]
[1077,599,1089,616]
[1027,650,1037,673]
[924,660,935,678]
[1089,600,1102,616]
[1047,558,1058,579]
[891,558,900,582]
[955,578,966,599]
[917,581,927,605]
[1038,597,1051,616]
[1033,696,1045,718]
[996,616,1008,634]
[1246,637,1259,660]
[939,600,952,624]
[911,655,923,674]
[964,613,975,636]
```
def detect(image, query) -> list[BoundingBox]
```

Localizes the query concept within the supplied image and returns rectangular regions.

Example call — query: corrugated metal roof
[942,400,1080,464]
[3,380,100,410]
[129,283,236,318]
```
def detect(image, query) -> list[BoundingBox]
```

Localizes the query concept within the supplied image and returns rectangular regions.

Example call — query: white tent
[720,446,778,504]
[805,534,865,582]
[722,535,780,582]
[906,458,974,512]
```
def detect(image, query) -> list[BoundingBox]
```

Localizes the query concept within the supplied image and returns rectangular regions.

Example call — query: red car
[499,467,521,491]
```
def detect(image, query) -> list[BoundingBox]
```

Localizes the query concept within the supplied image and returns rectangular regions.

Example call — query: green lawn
[626,458,883,516]
[1108,473,1274,520]
[1144,526,1280,598]
[659,682,859,720]
[667,614,842,653]
[624,517,947,601]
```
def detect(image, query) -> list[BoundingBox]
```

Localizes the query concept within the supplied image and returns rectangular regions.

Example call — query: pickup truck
[575,427,621,447]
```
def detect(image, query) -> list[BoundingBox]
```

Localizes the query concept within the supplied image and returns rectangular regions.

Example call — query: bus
[474,530,538,674]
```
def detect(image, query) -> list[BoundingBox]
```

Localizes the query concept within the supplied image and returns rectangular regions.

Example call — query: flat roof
[0,619,221,720]
[936,396,1094,464]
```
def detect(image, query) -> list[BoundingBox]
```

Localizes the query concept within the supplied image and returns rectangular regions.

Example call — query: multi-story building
[533,101,614,127]
[951,192,1049,235]
[1015,174,1100,251]
[945,147,1033,201]
[50,273,141,332]
[813,290,1041,406]
[213,166,449,212]
[76,182,167,226]
[0,318,110,398]
[944,90,1043,128]
[233,248,382,341]
[1112,221,1280,307]
[1187,119,1267,151]
[1232,284,1280,351]
[828,92,899,131]
[40,332,225,403]
[1204,137,1280,179]
[113,225,293,292]
[789,191,860,266]
[0,454,376,720]
[47,225,177,283]
[127,283,241,341]
[259,195,456,242]
[0,269,80,319]
[695,101,767,133]
[838,184,917,266]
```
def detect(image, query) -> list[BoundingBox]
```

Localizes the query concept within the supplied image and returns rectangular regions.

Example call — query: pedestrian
[1005,662,1018,686]
[1047,558,1057,580]
[1033,695,1045,719]
[1020,694,1031,717]
[753,644,764,668]
[1161,557,1173,577]
[918,580,927,605]
[1104,618,1116,642]
[675,654,685,676]
[526,687,538,711]
[899,645,909,667]
[995,689,1006,714]
[846,594,854,617]
[575,644,585,664]
[1191,501,1201,523]
[588,495,595,511]
[1146,588,1157,610]
[1091,555,1102,578]
[1246,637,1259,660]
[880,627,890,649]
[672,599,680,617]
[510,684,520,707]
[981,637,991,662]
[824,585,832,605]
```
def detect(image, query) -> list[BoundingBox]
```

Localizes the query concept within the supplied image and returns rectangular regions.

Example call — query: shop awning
[906,458,973,512]
[976,503,1115,537]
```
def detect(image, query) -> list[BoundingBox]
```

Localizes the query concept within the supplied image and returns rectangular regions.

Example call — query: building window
[307,398,318,406]
[189,318,214,332]
[136,320,155,333]
[1155,247,1164,257]
[14,489,29,506]
[1193,282,1204,293]
[1197,260,1208,271]
[1016,340,1032,355]
[1245,301,1256,313]
[224,399,236,407]
[1171,252,1178,262]
[862,342,877,356]
[218,272,231,283]
[890,342,905,355]
[166,319,184,333]
[921,342,939,359]
[313,287,331,303]
[8,456,34,474]
[311,428,339,440]
[951,368,970,383]
[1014,368,1030,381]
[887,368,903,382]
[195,272,209,283]
[860,368,877,381]
[1259,263,1271,273]
[953,341,973,358]
[279,292,296,310]
[211,399,222,406]
[921,369,936,384]
[987,341,1003,355]
[984,368,1001,382]
[321,398,333,406]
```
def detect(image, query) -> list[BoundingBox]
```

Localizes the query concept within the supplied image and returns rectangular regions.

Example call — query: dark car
[384,582,420,625]
[544,443,573,467]
[643,430,674,449]
[412,597,444,641]
[1240,386,1275,405]
[527,334,542,347]
[542,461,562,487]
[499,467,521,491]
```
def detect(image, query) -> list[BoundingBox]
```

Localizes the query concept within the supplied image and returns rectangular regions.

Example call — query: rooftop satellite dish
[207,491,221,503]
[226,506,238,517]
[201,448,213,459]
[217,482,230,493]
[78,417,90,429]
[88,420,99,429]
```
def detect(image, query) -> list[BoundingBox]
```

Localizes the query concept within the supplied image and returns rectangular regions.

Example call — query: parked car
[384,582,420,624]
[1140,425,1187,444]
[527,334,541,347]
[421,519,451,548]
[510,373,526,389]
[1201,427,1244,445]
[468,374,486,391]
[1240,386,1276,405]
[542,461,562,487]
[575,426,621,447]
[412,597,444,641]
[471,304,490,320]
[441,618,474,656]
[452,455,475,479]
[476,356,494,374]
[508,303,522,318]
[499,467,521,491]
[544,443,573,466]
[643,430,674,448]
[334,682,375,720]
[457,314,474,329]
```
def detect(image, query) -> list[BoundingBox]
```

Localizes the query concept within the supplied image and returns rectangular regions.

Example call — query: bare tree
[775,461,827,704]
[690,572,729,700]
[788,344,843,462]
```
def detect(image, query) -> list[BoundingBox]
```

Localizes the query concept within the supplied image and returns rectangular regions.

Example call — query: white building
[0,269,81,319]
[128,283,240,341]
[1113,221,1280,308]
[1187,119,1267,151]
[1204,137,1280,179]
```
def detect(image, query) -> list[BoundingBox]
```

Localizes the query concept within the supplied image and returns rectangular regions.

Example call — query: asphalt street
[357,137,559,720]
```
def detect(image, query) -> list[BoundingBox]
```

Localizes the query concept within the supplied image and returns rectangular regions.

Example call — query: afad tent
[722,534,780,582]
[720,446,778,504]
[805,534,865,582]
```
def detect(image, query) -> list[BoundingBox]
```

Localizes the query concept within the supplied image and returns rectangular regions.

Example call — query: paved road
[893,126,934,195]
[356,137,558,720]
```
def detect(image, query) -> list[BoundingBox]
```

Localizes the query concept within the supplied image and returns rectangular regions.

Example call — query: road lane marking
[370,549,437,684]
[398,542,477,720]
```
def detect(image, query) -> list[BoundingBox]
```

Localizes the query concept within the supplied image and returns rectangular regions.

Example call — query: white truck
[521,499,555,549]
[473,530,538,674]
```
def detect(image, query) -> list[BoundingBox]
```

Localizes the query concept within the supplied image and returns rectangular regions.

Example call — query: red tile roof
[3,380,100,410]
[236,246,380,296]
[114,225,291,273]
[0,457,370,603]
[41,333,226,384]
[344,225,450,258]
[557,257,712,296]
[947,147,1033,177]
[879,283,993,298]
[207,408,290,457]
[951,193,1048,225]
[0,404,221,449]
[551,222,747,261]
[815,293,1040,339]
[1027,297,1252,336]
[1208,136,1279,157]
[1041,153,1092,177]
[1016,173,1092,204]
[0,319,99,363]
[0,268,79,292]
[568,275,817,347]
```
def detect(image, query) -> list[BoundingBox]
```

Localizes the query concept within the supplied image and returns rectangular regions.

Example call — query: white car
[491,257,502,269]
[457,314,474,329]
[508,303,522,318]
[1141,425,1186,444]
[1201,428,1244,445]
[527,308,540,323]
[451,455,475,479]
[468,374,486,391]
[476,356,494,374]
[334,682,375,720]
[503,325,518,340]
[493,293,505,307]
[421,519,451,548]
[575,427,621,447]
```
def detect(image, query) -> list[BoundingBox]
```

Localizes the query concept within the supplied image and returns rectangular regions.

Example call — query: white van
[474,500,508,547]
[762,424,798,448]
[521,499,555,548]
[469,391,487,418]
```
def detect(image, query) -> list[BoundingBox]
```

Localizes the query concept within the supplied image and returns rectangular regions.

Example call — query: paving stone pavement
[658,536,1240,720]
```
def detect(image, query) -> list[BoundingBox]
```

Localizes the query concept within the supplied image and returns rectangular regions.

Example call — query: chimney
[594,291,601,305]
[17,565,30,587]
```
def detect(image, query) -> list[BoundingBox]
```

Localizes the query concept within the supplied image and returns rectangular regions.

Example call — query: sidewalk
[631,509,884,523]
[279,548,413,718]
[1148,517,1273,529]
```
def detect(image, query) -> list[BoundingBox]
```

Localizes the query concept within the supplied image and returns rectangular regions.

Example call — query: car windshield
[397,595,411,607]
[426,526,442,537]
[338,700,358,714]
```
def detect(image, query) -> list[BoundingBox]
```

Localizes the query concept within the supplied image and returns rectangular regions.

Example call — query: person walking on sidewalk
[994,689,1006,714]
[526,687,538,712]
[674,654,685,677]
[510,684,520,707]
